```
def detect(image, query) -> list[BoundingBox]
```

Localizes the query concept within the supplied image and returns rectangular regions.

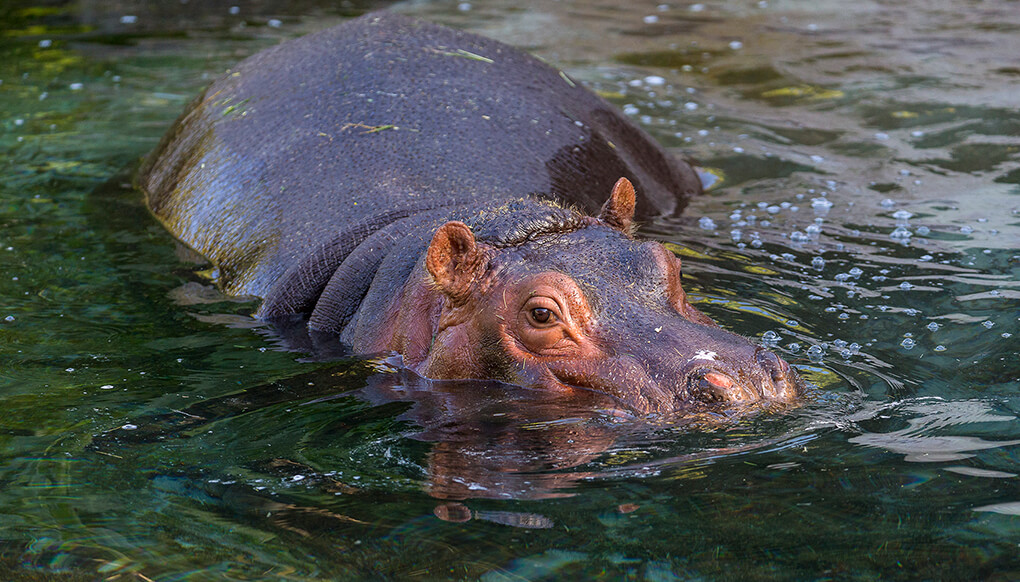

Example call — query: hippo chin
[138,12,802,415]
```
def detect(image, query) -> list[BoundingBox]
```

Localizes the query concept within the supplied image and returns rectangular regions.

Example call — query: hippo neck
[331,196,593,358]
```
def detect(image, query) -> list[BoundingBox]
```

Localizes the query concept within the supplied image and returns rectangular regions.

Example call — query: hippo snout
[687,348,800,405]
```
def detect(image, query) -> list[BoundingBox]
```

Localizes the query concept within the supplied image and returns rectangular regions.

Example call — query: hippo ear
[599,177,636,233]
[425,221,486,302]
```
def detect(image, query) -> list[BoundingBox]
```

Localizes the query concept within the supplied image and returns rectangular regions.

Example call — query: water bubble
[645,75,666,86]
[38,39,52,48]
[733,146,745,154]
[750,239,763,248]
[729,40,744,50]
[730,229,742,241]
[790,231,808,243]
[1003,333,1013,339]
[811,256,825,269]
[934,345,946,352]
[889,225,913,239]
[960,225,974,234]
[121,424,138,430]
[228,6,240,15]
[643,14,659,24]
[900,338,916,349]
[880,199,896,208]
[120,15,137,24]
[729,212,742,221]
[806,345,825,361]
[268,18,282,27]
[848,267,863,278]
[100,384,114,390]
[698,216,716,230]
[3,315,14,322]
[916,226,930,236]
[690,4,706,12]
[982,321,994,329]
[926,322,939,331]
[811,198,833,210]
[684,102,699,111]
[810,155,825,163]
[786,342,800,353]
[69,82,84,90]
[833,339,848,349]
[623,104,640,116]
[767,205,781,214]
[834,273,851,282]
[762,330,782,346]
[874,132,889,140]
[838,313,849,319]
[892,210,913,221]
[899,282,914,291]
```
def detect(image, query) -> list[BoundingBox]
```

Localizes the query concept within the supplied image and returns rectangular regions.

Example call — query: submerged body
[139,12,801,414]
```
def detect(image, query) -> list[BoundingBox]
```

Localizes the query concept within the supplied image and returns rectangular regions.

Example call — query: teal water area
[1,0,1018,579]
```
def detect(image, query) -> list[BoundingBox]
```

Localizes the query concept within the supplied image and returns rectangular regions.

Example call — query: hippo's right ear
[599,177,637,234]
[425,221,486,302]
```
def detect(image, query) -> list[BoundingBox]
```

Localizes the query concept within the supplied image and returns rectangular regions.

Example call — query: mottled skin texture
[139,12,801,414]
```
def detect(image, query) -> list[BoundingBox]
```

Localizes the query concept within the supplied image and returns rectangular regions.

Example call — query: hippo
[138,11,801,415]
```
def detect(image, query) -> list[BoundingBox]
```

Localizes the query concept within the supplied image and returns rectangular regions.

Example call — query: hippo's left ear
[425,221,487,303]
[599,177,636,234]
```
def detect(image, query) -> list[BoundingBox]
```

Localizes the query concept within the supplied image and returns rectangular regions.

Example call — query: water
[1,0,1018,579]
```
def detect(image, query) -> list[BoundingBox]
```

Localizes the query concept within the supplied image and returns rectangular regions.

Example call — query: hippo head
[401,179,802,416]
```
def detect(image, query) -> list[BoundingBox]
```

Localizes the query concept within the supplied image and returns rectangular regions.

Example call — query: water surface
[1,0,1018,579]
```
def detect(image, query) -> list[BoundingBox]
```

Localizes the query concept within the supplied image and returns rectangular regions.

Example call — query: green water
[1,0,1018,580]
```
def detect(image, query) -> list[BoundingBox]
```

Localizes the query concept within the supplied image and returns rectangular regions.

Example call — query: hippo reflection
[138,12,802,414]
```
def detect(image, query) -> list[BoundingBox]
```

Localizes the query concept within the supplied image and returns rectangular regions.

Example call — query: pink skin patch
[703,371,733,390]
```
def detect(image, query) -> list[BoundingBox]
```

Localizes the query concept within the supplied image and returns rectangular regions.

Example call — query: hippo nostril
[755,349,788,382]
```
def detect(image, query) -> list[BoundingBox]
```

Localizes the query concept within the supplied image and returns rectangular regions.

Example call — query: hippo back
[138,11,702,306]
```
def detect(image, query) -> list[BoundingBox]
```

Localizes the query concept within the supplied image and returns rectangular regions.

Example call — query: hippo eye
[530,307,555,325]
